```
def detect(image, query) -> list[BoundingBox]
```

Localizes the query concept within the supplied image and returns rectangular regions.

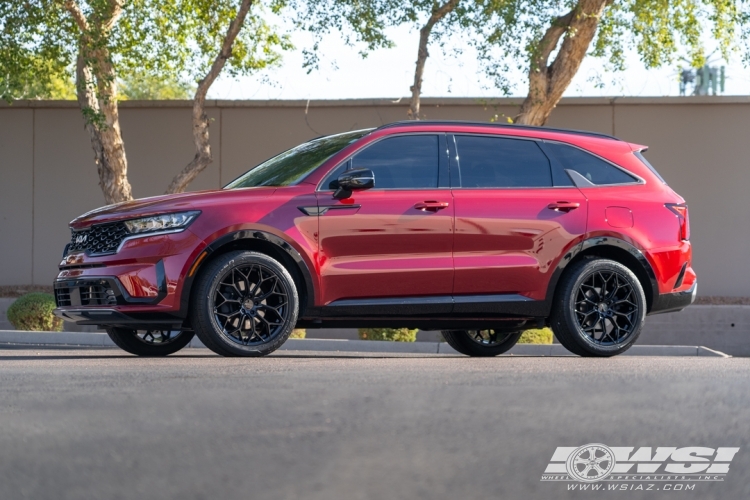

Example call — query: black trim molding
[180,229,317,317]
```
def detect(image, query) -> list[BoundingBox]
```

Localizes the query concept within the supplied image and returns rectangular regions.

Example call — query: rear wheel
[550,258,646,357]
[106,328,194,356]
[441,329,523,357]
[189,251,299,357]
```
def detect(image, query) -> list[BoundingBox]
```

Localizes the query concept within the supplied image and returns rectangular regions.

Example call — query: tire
[441,329,523,357]
[106,327,194,356]
[189,250,299,357]
[550,258,647,357]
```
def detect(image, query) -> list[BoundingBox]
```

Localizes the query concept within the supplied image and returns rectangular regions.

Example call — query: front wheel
[189,250,299,357]
[106,328,194,356]
[550,258,646,357]
[441,329,523,357]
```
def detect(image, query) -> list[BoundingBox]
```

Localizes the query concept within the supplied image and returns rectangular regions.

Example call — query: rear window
[634,151,667,184]
[545,142,637,185]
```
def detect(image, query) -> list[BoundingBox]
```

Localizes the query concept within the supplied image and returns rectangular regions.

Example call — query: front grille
[54,281,118,307]
[55,287,72,307]
[68,222,128,255]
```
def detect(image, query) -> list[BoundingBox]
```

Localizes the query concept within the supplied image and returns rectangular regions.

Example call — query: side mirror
[334,168,375,199]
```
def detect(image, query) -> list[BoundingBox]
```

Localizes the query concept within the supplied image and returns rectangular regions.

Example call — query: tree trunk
[515,0,610,126]
[67,0,132,204]
[166,0,255,194]
[407,0,459,120]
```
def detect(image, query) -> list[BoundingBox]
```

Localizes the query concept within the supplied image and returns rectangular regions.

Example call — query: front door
[450,134,588,303]
[316,134,454,309]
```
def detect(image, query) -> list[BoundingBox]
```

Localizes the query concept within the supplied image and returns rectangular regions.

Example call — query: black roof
[376,120,621,141]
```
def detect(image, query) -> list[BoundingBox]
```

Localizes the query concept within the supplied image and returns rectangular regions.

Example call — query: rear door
[316,133,454,308]
[449,134,587,305]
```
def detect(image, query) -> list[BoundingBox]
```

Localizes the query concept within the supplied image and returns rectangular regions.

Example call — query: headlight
[123,211,200,234]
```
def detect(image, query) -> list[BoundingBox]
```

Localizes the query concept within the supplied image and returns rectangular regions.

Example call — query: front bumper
[53,307,185,329]
[649,282,697,315]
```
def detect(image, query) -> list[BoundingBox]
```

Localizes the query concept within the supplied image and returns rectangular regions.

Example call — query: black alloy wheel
[106,327,194,356]
[551,258,646,357]
[574,270,639,346]
[190,251,299,357]
[441,329,523,357]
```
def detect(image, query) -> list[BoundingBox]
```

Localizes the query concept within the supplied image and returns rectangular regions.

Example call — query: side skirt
[299,294,550,329]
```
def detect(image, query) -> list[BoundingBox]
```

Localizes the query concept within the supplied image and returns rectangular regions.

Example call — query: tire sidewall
[106,327,195,356]
[443,330,523,357]
[195,251,299,356]
[562,260,646,356]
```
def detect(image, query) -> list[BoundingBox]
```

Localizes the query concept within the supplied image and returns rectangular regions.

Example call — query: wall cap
[4,95,750,109]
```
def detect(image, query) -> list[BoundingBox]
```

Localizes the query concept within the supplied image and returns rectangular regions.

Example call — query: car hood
[69,187,277,230]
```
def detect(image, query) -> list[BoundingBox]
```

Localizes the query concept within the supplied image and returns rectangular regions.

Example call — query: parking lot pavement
[1,348,749,500]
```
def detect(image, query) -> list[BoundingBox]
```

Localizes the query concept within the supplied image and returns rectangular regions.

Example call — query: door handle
[415,201,450,212]
[547,201,580,213]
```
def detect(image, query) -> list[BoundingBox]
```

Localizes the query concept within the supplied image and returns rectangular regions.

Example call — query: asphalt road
[1,348,749,500]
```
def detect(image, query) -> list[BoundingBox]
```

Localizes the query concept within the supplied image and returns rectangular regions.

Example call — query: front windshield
[224,129,372,189]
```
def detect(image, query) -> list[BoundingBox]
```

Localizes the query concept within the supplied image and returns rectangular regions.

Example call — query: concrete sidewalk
[0,330,730,357]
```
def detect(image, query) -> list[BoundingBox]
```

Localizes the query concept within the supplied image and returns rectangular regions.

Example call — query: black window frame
[317,132,451,192]
[448,133,559,189]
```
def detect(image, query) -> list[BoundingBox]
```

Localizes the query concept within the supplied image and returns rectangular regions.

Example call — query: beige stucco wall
[1,96,748,296]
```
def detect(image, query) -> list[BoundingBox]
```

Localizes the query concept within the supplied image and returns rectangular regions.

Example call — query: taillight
[666,203,690,241]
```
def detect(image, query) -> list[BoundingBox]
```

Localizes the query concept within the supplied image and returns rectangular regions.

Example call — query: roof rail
[376,120,621,141]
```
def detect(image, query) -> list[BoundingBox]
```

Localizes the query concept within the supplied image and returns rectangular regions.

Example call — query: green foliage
[358,328,418,342]
[6,293,63,332]
[290,0,465,72]
[119,73,194,100]
[289,328,306,339]
[0,0,291,102]
[470,0,746,94]
[518,327,553,344]
[295,0,747,97]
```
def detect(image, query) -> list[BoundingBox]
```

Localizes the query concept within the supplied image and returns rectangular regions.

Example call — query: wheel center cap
[243,298,254,310]
[598,302,608,313]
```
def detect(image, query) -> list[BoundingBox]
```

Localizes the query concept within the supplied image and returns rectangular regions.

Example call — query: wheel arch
[546,237,658,313]
[180,230,316,319]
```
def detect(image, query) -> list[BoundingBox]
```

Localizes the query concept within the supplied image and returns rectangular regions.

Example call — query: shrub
[6,293,63,331]
[518,327,553,344]
[358,328,418,342]
[289,328,306,339]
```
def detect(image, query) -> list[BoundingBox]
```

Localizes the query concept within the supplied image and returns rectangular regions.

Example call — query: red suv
[53,121,695,357]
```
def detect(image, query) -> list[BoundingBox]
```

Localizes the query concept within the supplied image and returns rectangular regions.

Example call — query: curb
[0,330,731,357]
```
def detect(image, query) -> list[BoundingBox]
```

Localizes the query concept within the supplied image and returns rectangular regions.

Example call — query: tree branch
[408,0,460,119]
[533,11,574,74]
[516,0,609,125]
[63,0,89,32]
[166,0,256,194]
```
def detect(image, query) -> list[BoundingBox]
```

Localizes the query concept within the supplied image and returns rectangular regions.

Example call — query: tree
[473,0,745,125]
[166,0,291,193]
[1,1,288,204]
[292,0,465,120]
[408,0,460,119]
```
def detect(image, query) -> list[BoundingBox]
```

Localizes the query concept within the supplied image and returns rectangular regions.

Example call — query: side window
[351,135,439,189]
[323,160,351,190]
[544,142,637,185]
[454,135,552,188]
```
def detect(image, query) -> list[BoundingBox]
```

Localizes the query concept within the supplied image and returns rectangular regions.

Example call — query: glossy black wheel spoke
[135,329,182,345]
[466,329,513,347]
[573,270,639,347]
[212,262,291,346]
